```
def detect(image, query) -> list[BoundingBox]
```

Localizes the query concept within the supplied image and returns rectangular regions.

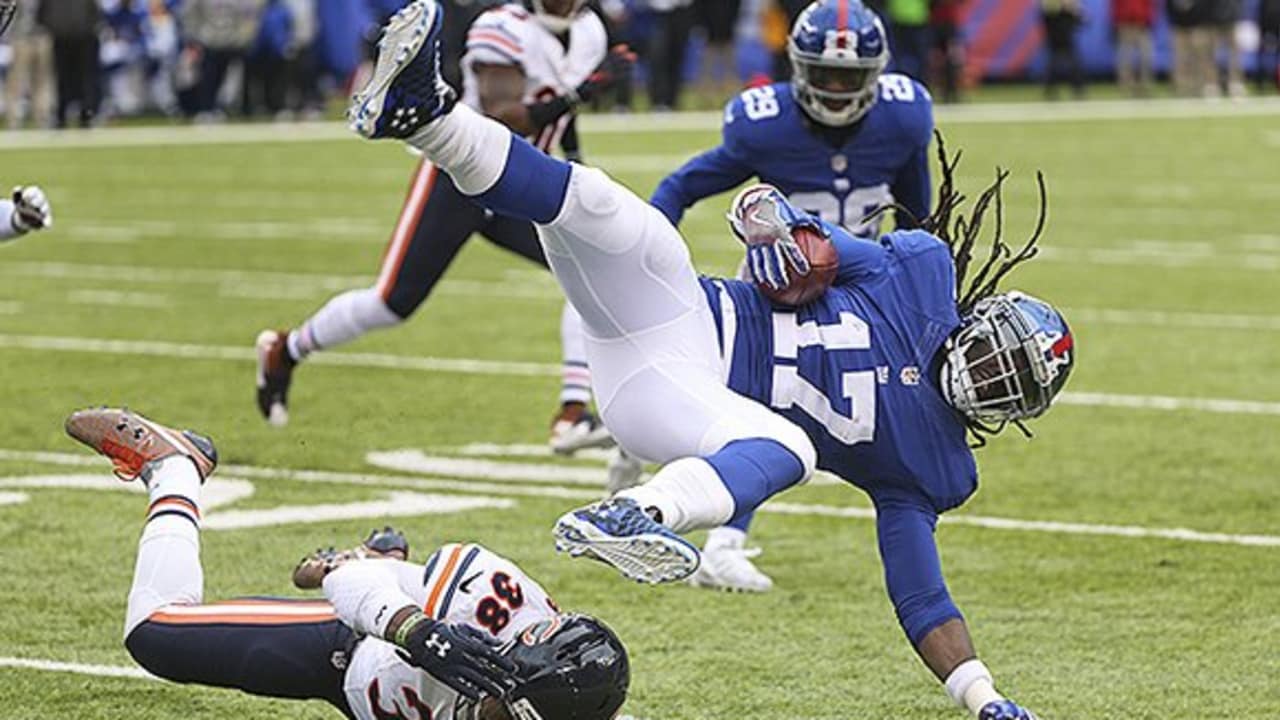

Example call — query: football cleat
[255,329,294,426]
[65,408,217,483]
[979,700,1039,720]
[688,537,773,593]
[348,0,455,140]
[549,402,615,455]
[604,447,644,496]
[553,497,700,584]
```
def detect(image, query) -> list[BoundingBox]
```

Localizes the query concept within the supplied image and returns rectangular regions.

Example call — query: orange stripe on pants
[376,161,439,301]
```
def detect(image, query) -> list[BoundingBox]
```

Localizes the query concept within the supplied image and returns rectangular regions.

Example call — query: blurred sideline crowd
[4,0,1280,129]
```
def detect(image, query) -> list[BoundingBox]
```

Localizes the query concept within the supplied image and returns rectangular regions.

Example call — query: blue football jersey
[699,227,977,512]
[651,75,934,237]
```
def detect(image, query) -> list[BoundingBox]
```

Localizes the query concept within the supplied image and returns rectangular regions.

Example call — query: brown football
[757,226,839,306]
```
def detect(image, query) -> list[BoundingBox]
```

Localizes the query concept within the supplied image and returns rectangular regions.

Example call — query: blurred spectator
[102,0,149,116]
[5,0,53,128]
[695,0,741,96]
[599,0,636,109]
[181,0,265,119]
[1260,0,1280,91]
[245,0,291,116]
[142,0,181,114]
[281,0,321,116]
[1207,0,1245,97]
[1040,0,1084,99]
[37,0,103,128]
[1111,0,1155,96]
[928,0,964,103]
[1167,0,1211,96]
[886,0,928,80]
[646,0,694,110]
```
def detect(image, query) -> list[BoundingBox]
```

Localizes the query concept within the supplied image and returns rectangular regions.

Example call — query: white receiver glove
[11,186,52,233]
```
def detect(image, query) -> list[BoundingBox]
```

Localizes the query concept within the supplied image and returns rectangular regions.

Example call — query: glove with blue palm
[979,699,1039,720]
[726,184,825,291]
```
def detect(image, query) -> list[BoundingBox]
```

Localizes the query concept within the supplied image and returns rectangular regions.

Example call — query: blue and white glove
[11,186,52,233]
[726,184,823,291]
[979,699,1039,720]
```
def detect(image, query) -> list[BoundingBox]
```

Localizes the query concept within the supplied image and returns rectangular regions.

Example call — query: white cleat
[687,528,773,593]
[604,447,644,496]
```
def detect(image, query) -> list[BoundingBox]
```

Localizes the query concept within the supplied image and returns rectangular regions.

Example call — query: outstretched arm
[650,143,756,226]
[875,496,1038,719]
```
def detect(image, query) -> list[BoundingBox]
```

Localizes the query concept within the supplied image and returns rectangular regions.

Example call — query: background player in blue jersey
[651,0,931,238]
[649,0,933,592]
[348,4,1072,716]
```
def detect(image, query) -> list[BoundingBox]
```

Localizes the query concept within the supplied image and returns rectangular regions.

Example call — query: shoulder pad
[467,9,528,65]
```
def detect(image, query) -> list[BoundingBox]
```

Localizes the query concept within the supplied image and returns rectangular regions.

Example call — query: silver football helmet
[941,291,1075,427]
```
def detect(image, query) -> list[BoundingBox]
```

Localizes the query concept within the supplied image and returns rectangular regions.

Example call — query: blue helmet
[941,291,1075,427]
[788,0,890,126]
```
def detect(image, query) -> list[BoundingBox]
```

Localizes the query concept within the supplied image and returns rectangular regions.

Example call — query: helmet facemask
[789,49,885,126]
[496,614,629,720]
[941,292,1066,427]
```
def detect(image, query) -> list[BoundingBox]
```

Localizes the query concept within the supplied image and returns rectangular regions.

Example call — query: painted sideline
[2,332,1279,416]
[1,448,1276,548]
[2,97,1278,150]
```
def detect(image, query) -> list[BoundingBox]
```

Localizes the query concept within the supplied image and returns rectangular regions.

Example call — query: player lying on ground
[349,3,1072,717]
[255,0,632,456]
[648,0,936,593]
[0,186,52,243]
[64,407,629,720]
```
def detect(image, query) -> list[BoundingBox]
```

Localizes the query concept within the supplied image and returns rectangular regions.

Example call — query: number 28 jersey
[699,229,978,512]
[342,543,558,720]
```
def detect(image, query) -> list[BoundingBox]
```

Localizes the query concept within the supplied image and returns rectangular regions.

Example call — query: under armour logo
[424,632,452,658]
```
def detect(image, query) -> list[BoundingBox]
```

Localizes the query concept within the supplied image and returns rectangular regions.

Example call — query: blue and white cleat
[979,700,1039,720]
[349,0,455,140]
[553,497,700,584]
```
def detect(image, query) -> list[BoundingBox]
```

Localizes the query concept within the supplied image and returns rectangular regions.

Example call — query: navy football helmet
[788,0,890,126]
[499,614,629,720]
[0,0,16,37]
[941,291,1074,427]
[525,0,588,33]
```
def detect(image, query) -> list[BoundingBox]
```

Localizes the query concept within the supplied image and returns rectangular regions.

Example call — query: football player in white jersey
[0,2,53,243]
[256,0,631,456]
[65,407,630,720]
[0,186,52,242]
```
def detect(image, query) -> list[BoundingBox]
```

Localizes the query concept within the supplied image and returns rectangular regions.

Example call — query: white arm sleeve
[322,559,425,637]
[0,200,18,241]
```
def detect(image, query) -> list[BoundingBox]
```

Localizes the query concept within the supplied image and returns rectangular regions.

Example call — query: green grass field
[1,99,1278,719]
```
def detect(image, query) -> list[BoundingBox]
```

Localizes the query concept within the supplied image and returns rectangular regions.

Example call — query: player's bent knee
[772,420,817,481]
[124,621,191,683]
[897,587,963,646]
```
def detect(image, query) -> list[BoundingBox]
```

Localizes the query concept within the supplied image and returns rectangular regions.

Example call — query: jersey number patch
[770,311,876,445]
[474,572,524,636]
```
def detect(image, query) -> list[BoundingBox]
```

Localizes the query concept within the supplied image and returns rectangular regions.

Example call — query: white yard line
[1,448,1276,548]
[0,334,560,377]
[1062,307,1280,333]
[2,98,1276,151]
[67,289,169,308]
[0,656,159,681]
[1,332,1278,416]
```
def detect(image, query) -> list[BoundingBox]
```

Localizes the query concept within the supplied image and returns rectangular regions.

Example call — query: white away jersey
[461,3,607,151]
[341,543,558,720]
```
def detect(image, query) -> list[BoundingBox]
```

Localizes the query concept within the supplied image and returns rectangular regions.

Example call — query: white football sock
[945,659,1004,716]
[292,288,403,359]
[705,525,748,551]
[407,104,510,195]
[617,457,735,533]
[125,456,203,636]
[560,302,592,405]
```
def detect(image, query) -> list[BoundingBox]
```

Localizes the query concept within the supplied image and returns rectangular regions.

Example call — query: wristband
[393,611,431,647]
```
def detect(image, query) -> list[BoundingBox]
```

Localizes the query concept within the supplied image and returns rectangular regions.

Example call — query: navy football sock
[477,134,572,224]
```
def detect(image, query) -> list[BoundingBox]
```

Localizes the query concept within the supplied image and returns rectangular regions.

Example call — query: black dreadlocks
[919,131,1048,315]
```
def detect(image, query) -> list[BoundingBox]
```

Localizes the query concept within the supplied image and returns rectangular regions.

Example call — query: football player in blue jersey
[650,0,933,592]
[345,4,1070,717]
[651,0,930,238]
